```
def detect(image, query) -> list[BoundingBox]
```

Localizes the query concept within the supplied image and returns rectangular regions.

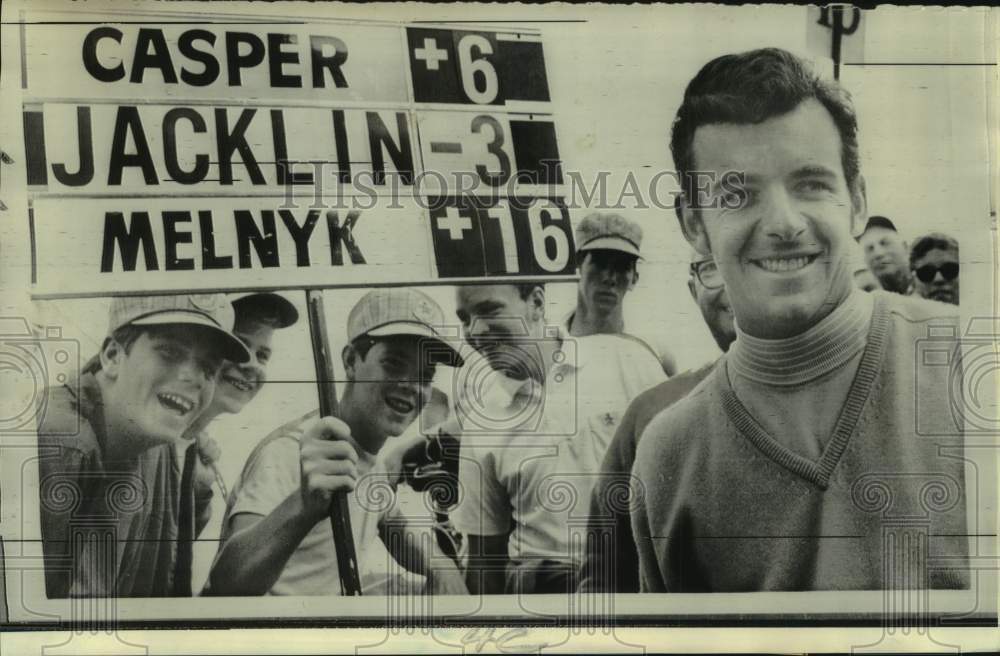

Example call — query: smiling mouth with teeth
[384,396,415,415]
[223,373,254,393]
[751,254,819,273]
[158,392,196,415]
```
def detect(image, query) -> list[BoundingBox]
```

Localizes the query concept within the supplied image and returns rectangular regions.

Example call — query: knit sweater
[632,292,968,591]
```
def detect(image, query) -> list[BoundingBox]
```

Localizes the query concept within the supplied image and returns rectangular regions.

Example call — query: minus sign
[430,142,463,154]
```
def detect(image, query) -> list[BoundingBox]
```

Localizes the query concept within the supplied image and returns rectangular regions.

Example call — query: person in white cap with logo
[206,288,468,596]
[36,294,251,598]
[565,212,677,376]
[183,292,300,532]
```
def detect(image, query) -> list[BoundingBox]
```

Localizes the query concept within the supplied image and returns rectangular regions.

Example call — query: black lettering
[278,209,320,266]
[270,110,313,185]
[325,210,366,265]
[51,106,95,187]
[162,211,194,270]
[108,106,158,185]
[225,32,265,86]
[199,210,233,269]
[366,112,413,185]
[235,210,279,268]
[100,211,158,272]
[268,33,301,88]
[310,35,348,88]
[178,30,220,87]
[129,28,178,84]
[82,27,125,83]
[331,110,351,183]
[215,108,265,185]
[23,111,48,186]
[162,108,208,184]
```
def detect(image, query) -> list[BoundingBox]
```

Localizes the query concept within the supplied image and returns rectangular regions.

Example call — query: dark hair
[670,48,861,200]
[910,232,959,269]
[234,308,282,332]
[515,283,545,300]
[861,215,898,236]
[574,249,639,271]
[90,324,152,372]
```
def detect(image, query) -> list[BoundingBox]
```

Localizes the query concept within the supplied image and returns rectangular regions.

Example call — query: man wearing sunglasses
[579,250,735,592]
[910,233,959,305]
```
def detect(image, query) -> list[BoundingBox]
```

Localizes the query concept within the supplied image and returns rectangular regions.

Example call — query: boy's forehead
[457,284,518,307]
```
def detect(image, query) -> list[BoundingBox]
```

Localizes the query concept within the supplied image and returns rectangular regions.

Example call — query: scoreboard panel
[19,12,576,297]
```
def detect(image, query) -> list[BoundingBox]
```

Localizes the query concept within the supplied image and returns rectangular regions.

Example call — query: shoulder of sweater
[632,365,720,467]
[631,360,718,411]
[878,290,959,326]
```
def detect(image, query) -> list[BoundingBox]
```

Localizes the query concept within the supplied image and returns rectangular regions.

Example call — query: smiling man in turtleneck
[631,48,968,591]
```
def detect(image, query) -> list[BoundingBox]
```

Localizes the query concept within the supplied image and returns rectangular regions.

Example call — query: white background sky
[2,3,994,591]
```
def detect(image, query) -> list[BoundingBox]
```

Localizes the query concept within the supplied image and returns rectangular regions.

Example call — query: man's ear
[341,344,357,382]
[528,285,545,323]
[678,197,712,256]
[630,267,640,290]
[849,174,868,239]
[99,337,123,380]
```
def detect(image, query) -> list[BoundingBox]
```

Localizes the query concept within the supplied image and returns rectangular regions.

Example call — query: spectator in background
[853,266,880,292]
[910,233,960,305]
[858,216,914,295]
[183,292,299,532]
[564,213,677,376]
[451,282,665,594]
[579,251,735,593]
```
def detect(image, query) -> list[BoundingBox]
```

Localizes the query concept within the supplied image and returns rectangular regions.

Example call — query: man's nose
[176,357,208,386]
[761,189,807,242]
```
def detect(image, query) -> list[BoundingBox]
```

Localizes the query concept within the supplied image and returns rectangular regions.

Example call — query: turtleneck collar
[729,291,874,387]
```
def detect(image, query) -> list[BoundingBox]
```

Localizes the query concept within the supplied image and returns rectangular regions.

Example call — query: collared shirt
[451,332,666,571]
[36,371,198,598]
[213,410,425,596]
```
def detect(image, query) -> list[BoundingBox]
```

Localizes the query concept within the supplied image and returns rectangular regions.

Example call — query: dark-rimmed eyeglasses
[689,259,723,290]
[914,262,959,284]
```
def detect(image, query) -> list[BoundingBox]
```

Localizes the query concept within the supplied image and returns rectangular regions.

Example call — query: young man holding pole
[632,48,968,591]
[206,288,468,596]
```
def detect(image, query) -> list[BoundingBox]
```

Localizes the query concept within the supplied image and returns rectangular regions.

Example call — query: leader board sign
[20,13,575,298]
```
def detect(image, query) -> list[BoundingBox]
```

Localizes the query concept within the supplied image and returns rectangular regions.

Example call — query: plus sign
[414,38,449,71]
[437,206,472,240]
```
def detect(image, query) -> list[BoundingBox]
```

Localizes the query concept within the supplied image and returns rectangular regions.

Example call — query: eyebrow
[789,165,839,181]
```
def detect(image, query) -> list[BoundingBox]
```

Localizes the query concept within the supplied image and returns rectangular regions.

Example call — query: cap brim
[578,236,642,258]
[230,292,299,328]
[131,312,251,363]
[366,322,465,367]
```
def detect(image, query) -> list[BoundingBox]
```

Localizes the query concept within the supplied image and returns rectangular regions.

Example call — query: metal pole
[305,290,363,596]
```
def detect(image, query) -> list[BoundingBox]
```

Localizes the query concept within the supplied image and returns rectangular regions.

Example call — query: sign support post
[306,289,363,596]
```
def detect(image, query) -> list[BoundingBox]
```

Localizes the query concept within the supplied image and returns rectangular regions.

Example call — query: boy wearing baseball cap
[206,288,468,596]
[37,294,250,598]
[565,212,677,375]
[184,292,300,530]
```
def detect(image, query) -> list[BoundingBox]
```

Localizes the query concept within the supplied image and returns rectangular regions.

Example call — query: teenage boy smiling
[37,294,250,598]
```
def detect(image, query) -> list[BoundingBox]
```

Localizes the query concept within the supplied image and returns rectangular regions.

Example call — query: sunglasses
[914,262,959,283]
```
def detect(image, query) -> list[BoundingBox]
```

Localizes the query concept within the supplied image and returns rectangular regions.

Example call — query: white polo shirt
[451,333,666,569]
